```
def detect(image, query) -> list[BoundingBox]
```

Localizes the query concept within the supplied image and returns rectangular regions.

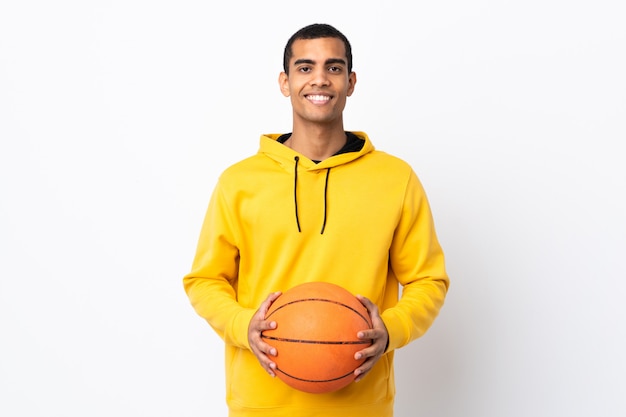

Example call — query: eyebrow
[293,58,347,67]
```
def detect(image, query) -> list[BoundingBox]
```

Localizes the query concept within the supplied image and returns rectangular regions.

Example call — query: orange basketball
[261,281,373,394]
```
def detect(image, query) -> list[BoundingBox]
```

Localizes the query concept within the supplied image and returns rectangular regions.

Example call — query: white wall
[1,1,624,416]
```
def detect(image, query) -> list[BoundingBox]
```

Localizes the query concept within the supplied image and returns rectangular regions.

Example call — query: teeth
[307,95,330,101]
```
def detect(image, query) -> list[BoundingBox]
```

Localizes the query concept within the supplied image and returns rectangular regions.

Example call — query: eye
[298,66,312,73]
[328,66,342,73]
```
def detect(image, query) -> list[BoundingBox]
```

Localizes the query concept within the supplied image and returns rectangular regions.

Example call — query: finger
[357,328,379,341]
[250,341,278,376]
[354,342,383,361]
[267,361,277,377]
[354,356,377,382]
[264,341,277,357]
[261,351,279,377]
[356,294,378,314]
[252,318,277,334]
[353,331,388,382]
[355,331,386,356]
[255,291,281,318]
[255,351,277,377]
[254,325,278,354]
[252,335,278,355]
[263,291,282,310]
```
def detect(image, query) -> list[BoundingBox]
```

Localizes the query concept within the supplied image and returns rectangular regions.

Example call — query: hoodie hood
[257,131,375,234]
[258,131,375,172]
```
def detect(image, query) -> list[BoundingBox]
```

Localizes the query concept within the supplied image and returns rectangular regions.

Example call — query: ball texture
[261,281,373,393]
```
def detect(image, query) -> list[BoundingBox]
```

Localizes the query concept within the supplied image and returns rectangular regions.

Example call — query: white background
[1,1,625,416]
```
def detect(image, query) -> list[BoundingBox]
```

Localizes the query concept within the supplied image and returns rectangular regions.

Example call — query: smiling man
[278,35,356,161]
[183,23,449,417]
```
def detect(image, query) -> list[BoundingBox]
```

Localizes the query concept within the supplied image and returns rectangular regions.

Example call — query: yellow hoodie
[183,132,449,417]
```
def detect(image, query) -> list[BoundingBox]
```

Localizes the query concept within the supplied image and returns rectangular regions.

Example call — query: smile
[306,94,332,103]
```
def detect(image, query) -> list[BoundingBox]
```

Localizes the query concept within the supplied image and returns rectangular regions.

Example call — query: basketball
[261,281,373,394]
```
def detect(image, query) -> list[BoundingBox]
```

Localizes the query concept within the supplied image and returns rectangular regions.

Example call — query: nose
[309,68,329,87]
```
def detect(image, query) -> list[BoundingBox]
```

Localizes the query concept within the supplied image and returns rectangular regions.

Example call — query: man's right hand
[248,291,282,377]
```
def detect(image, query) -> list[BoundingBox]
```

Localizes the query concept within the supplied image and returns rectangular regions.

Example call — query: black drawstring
[292,157,331,234]
[320,168,330,234]
[293,156,301,232]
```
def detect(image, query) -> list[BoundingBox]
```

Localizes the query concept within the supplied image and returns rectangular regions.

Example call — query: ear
[278,72,290,97]
[347,71,357,97]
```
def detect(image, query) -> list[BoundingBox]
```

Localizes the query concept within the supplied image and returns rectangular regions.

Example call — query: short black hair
[283,23,353,75]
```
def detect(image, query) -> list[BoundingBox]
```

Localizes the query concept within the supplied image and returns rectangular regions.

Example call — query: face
[279,37,356,128]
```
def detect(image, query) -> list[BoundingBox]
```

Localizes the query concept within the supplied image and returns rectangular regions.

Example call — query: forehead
[289,37,347,65]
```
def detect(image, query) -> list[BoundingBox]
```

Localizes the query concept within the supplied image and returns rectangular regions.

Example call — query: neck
[285,124,347,161]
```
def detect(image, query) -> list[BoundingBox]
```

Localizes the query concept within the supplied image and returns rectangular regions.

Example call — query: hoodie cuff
[229,308,257,350]
[381,310,406,352]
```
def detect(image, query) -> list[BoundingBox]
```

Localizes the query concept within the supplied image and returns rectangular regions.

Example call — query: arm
[382,170,450,352]
[183,183,290,376]
[182,182,254,349]
[352,171,448,380]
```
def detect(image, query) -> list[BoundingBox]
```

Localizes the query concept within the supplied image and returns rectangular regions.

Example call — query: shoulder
[351,132,415,173]
[367,149,415,173]
[220,153,267,177]
[216,153,283,194]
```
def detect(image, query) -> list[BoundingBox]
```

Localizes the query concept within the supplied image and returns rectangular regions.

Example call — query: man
[183,23,449,417]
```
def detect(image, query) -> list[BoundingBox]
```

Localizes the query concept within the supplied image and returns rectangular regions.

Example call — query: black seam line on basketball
[265,298,371,326]
[275,368,355,383]
[260,335,370,345]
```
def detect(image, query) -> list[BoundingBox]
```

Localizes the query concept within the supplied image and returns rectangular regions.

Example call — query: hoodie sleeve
[182,180,255,350]
[381,170,450,352]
